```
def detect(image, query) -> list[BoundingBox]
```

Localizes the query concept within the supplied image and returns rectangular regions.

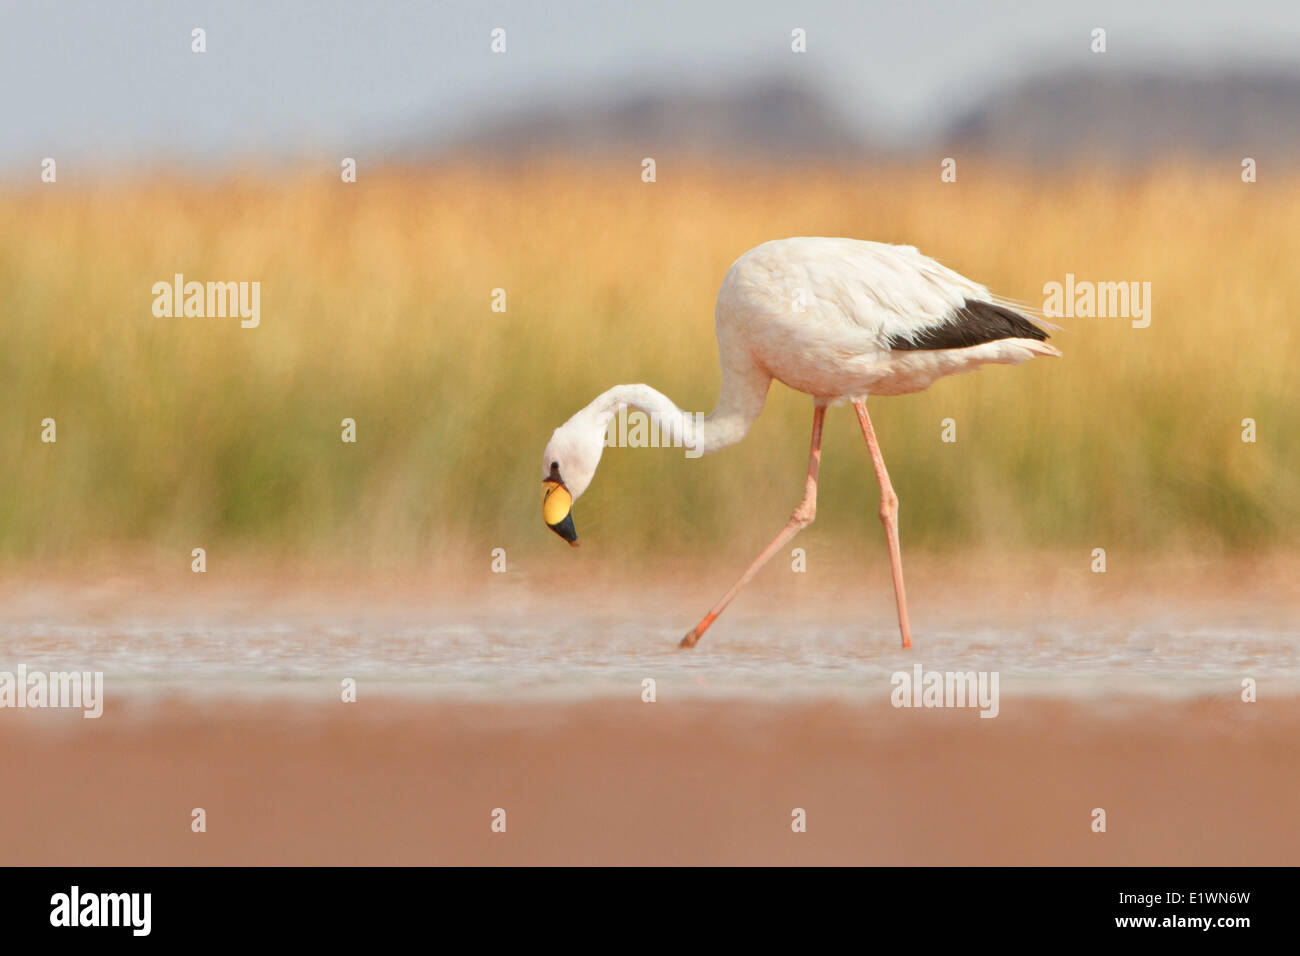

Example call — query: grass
[1,161,1297,574]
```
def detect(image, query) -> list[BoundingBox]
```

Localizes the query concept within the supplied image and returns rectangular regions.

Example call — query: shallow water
[3,598,1297,702]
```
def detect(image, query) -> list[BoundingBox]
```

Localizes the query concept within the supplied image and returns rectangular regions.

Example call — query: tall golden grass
[2,161,1297,572]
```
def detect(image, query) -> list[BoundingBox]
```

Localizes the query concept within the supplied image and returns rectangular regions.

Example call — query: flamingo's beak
[542,476,579,546]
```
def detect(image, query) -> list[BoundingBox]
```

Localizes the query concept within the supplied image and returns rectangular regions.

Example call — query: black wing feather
[887,299,1048,351]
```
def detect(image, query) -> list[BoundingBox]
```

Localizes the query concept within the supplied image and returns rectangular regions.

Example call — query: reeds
[2,162,1296,570]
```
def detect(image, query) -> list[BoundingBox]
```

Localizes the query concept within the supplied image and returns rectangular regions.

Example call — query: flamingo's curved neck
[586,365,769,457]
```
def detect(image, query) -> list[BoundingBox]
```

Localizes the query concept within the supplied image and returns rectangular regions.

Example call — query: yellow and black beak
[542,469,579,546]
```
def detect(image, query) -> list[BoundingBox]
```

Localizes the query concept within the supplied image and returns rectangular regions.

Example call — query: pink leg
[853,400,913,649]
[681,404,826,648]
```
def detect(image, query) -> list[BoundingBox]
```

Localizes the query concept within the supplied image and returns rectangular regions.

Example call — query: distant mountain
[437,79,867,164]
[434,70,1300,167]
[943,70,1300,166]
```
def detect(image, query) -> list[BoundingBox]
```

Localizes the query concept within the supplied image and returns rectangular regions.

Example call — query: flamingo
[540,237,1059,649]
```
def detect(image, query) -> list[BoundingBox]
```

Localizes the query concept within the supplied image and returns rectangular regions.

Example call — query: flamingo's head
[540,417,605,546]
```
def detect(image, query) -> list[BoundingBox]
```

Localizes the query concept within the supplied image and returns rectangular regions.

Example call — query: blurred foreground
[4,553,1295,864]
[4,695,1297,865]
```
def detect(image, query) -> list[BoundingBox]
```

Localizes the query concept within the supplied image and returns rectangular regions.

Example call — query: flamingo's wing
[787,238,1050,350]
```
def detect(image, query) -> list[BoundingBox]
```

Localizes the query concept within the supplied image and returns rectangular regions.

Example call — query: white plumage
[540,237,1059,649]
[714,237,1059,402]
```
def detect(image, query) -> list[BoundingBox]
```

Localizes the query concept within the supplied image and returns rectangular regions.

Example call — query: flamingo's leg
[680,404,825,649]
[852,400,913,649]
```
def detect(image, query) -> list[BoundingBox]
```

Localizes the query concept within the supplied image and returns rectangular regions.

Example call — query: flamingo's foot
[679,628,701,649]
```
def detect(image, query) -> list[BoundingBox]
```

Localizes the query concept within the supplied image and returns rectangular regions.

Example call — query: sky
[2,0,1299,173]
